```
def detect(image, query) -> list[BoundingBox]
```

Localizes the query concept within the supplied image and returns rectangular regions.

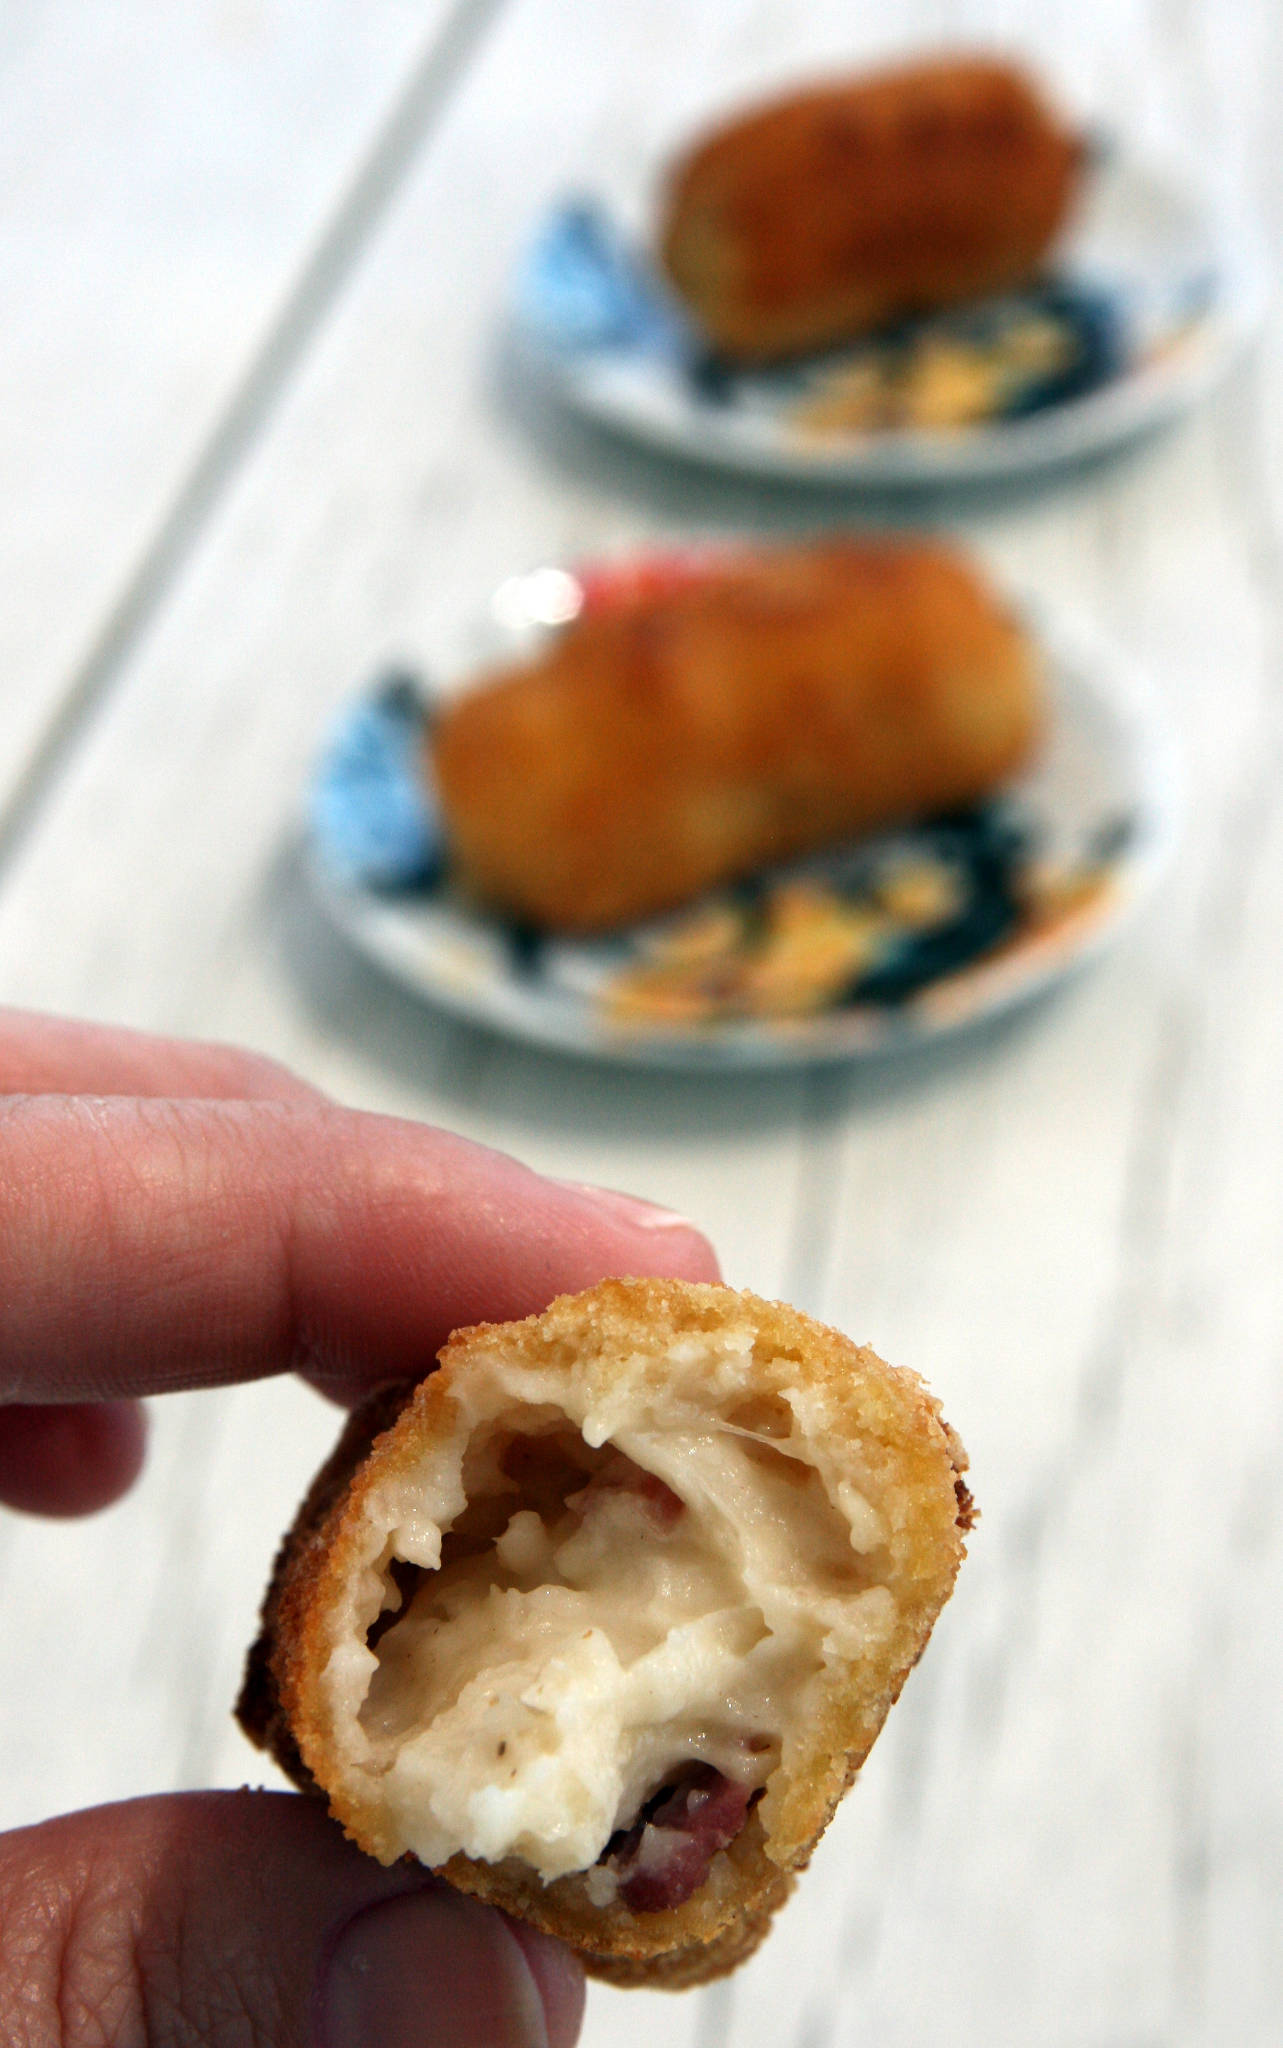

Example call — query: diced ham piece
[604,1766,754,1914]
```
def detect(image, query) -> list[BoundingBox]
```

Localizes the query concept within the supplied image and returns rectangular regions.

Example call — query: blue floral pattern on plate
[311,673,443,890]
[519,201,690,357]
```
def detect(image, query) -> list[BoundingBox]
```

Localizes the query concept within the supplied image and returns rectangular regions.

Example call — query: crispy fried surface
[238,1279,971,1987]
[236,1381,416,1793]
[432,538,1040,932]
[659,55,1083,362]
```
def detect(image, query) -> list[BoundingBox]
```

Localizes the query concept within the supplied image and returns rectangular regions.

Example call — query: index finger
[0,1007,322,1101]
[0,1096,720,1406]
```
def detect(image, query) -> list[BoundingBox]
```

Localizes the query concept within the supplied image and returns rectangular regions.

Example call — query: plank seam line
[0,0,508,879]
[783,1067,852,1308]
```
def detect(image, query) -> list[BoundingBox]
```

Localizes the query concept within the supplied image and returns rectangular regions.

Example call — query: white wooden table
[1,3,1280,2042]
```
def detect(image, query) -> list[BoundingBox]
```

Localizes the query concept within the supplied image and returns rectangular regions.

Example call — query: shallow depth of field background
[1,5,1282,2044]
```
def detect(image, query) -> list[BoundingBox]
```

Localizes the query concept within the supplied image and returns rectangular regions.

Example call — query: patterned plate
[512,145,1262,486]
[306,561,1178,1069]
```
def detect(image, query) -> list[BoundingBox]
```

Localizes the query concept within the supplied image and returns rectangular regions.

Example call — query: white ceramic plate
[513,146,1262,486]
[307,564,1178,1070]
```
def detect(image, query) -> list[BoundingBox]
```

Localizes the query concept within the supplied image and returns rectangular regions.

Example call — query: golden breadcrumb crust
[432,537,1040,932]
[238,1279,972,1988]
[659,55,1083,361]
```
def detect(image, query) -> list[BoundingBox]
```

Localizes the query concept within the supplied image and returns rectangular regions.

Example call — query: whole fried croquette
[659,55,1084,362]
[238,1278,972,1988]
[431,537,1041,932]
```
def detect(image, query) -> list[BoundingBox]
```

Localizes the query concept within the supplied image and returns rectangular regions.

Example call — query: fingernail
[321,1887,554,2048]
[558,1181,696,1232]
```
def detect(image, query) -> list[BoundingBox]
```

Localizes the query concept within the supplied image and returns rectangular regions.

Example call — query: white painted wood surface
[1,2,1281,2042]
[0,0,469,819]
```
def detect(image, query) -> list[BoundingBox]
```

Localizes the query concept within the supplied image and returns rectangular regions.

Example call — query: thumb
[0,1791,585,2048]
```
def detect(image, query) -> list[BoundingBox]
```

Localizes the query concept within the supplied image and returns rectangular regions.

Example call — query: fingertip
[2,1793,583,2048]
[647,1226,722,1283]
[653,1222,723,1284]
[553,1182,722,1283]
[501,1918,587,2048]
[301,1176,721,1409]
[0,1399,148,1517]
[321,1883,585,2048]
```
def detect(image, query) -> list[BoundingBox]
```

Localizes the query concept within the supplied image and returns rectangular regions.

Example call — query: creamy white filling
[353,1422,895,1883]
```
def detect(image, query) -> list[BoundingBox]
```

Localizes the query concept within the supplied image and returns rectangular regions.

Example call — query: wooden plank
[0,3,1280,2044]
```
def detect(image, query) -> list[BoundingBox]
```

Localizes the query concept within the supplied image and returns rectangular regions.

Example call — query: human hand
[0,1008,721,2047]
